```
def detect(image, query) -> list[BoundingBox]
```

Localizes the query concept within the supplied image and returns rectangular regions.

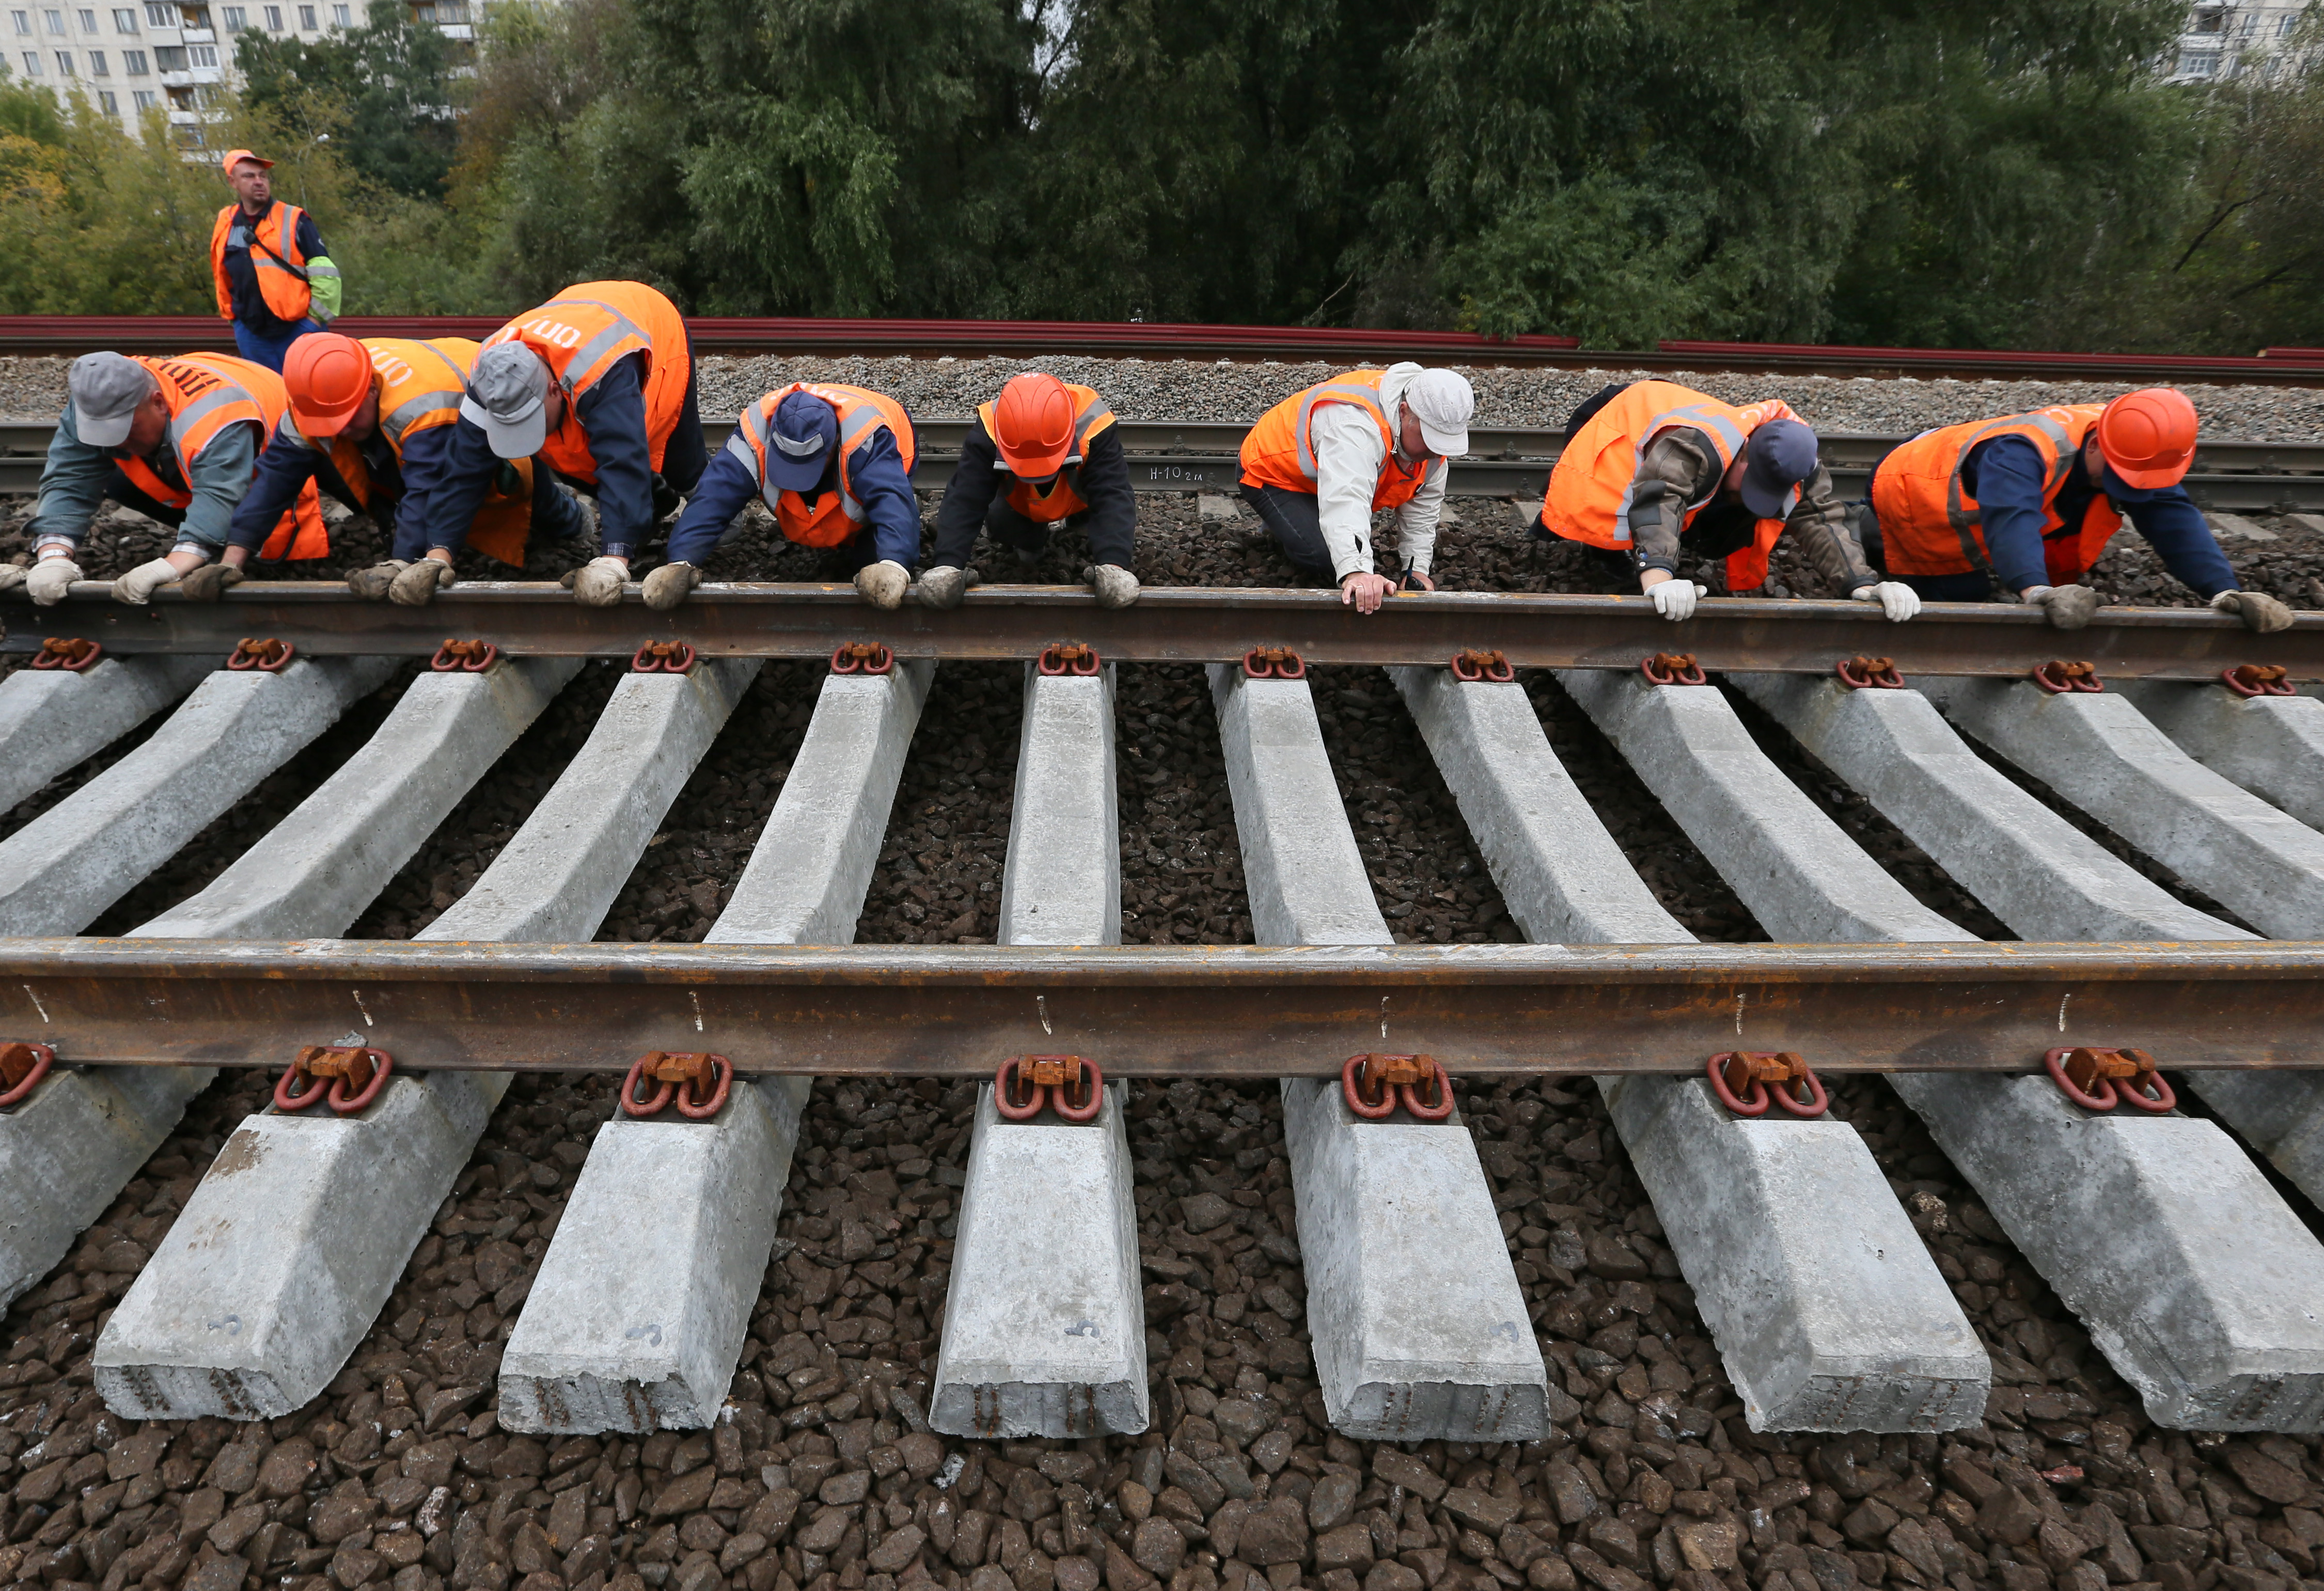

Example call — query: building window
[2181,48,2221,73]
[186,38,210,59]
[122,42,140,65]
[97,85,114,107]
[54,45,71,69]
[75,5,89,25]
[151,38,177,60]
[261,3,275,23]
[8,9,26,29]
[41,7,59,28]
[218,5,238,25]
[87,43,103,66]
[20,46,38,67]
[329,2,343,21]
[131,84,152,103]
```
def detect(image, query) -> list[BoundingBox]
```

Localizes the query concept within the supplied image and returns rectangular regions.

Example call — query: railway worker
[1236,363,1471,615]
[256,334,587,603]
[1865,388,2291,633]
[1537,379,1921,623]
[648,382,919,611]
[14,350,326,607]
[211,148,340,373]
[389,280,705,608]
[919,372,1140,610]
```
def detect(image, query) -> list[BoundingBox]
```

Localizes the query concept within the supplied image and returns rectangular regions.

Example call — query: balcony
[436,21,467,36]
[179,25,209,37]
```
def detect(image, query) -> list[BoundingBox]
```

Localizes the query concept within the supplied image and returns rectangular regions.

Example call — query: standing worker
[1237,363,1471,615]
[15,351,324,606]
[393,280,705,607]
[211,148,339,373]
[920,372,1139,609]
[649,382,917,611]
[1866,388,2290,632]
[1537,379,1920,623]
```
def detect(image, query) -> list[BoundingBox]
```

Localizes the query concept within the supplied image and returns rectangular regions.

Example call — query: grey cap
[69,352,155,450]
[1405,368,1473,457]
[460,341,553,459]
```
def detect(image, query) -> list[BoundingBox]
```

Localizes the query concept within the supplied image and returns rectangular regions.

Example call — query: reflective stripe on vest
[737,384,916,547]
[482,282,690,480]
[1238,370,1434,512]
[1870,406,2115,583]
[210,202,313,325]
[120,353,327,559]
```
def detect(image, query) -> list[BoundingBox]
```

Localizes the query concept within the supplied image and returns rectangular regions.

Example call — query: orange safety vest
[481,281,690,485]
[210,201,317,326]
[973,383,1117,523]
[119,354,327,561]
[1870,406,2118,585]
[1541,380,1802,592]
[731,383,917,549]
[1239,370,1437,512]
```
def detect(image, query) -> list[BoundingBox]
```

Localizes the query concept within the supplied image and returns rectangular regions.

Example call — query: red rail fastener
[1243,645,1306,681]
[1450,648,1515,683]
[1706,1052,1829,1119]
[620,1051,733,1119]
[992,1054,1105,1122]
[2223,664,2295,698]
[1640,652,1707,687]
[829,641,894,675]
[430,639,499,673]
[632,640,697,675]
[1038,642,1102,677]
[228,637,295,673]
[29,638,102,672]
[2045,1046,2175,1113]
[1340,1053,1456,1122]
[2031,659,2104,695]
[0,1043,55,1109]
[275,1045,394,1115]
[1836,655,1905,690]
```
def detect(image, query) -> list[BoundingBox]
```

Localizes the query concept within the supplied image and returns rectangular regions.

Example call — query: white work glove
[389,557,458,607]
[916,565,978,610]
[855,559,910,610]
[177,563,244,603]
[112,556,187,606]
[1086,564,1140,609]
[1648,579,1706,622]
[26,556,84,606]
[641,562,700,612]
[2212,589,2295,634]
[0,564,25,595]
[347,560,408,601]
[567,556,629,608]
[1851,581,1921,622]
[2021,584,2101,631]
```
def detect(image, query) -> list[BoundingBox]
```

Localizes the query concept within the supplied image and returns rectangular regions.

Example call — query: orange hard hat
[2095,387,2199,490]
[991,372,1076,479]
[283,333,373,435]
[220,147,273,174]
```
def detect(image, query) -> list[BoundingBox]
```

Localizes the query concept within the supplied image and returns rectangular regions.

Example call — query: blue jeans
[232,318,323,372]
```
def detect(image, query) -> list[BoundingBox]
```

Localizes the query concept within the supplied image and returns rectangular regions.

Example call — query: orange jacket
[122,354,327,560]
[481,281,690,483]
[210,202,316,326]
[733,383,917,548]
[1239,370,1432,511]
[1542,380,1801,592]
[975,383,1116,523]
[1871,406,2117,584]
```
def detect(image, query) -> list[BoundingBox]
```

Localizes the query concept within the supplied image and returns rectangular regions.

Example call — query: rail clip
[1341,1053,1454,1121]
[1706,1051,1829,1118]
[228,637,294,673]
[0,1043,55,1109]
[431,639,499,673]
[995,1054,1105,1123]
[621,1051,734,1120]
[1243,646,1306,681]
[2223,664,2295,698]
[1039,642,1102,677]
[30,638,102,673]
[633,640,697,675]
[830,641,894,676]
[275,1045,394,1115]
[1641,652,1707,687]
[2045,1046,2174,1113]
[2032,659,2103,695]
[1836,655,1905,690]
[1450,648,1515,683]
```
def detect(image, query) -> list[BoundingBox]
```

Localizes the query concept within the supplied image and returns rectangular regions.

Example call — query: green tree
[238,0,461,198]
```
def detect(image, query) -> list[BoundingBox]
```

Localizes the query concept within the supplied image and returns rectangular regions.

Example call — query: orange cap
[221,148,274,174]
[991,372,1076,479]
[2095,387,2199,490]
[283,333,373,435]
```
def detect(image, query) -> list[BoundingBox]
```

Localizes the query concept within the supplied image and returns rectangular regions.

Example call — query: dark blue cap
[766,391,839,493]
[1741,418,1817,518]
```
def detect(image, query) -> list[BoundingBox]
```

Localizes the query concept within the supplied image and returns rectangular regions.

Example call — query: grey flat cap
[460,340,553,459]
[70,352,156,450]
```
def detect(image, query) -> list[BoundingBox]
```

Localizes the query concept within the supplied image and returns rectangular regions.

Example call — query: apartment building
[2168,0,2318,80]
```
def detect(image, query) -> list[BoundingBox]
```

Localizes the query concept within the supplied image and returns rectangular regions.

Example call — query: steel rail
[5,586,2314,680]
[0,938,2311,1079]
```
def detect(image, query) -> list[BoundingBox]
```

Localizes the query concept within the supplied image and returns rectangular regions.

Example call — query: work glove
[1851,581,1921,622]
[2212,589,2295,634]
[567,555,630,608]
[0,564,25,595]
[26,556,84,607]
[641,561,700,612]
[1648,579,1707,622]
[347,559,409,601]
[112,557,184,606]
[389,557,458,608]
[855,559,910,611]
[915,564,977,610]
[177,563,244,603]
[2021,584,2101,631]
[1086,563,1141,609]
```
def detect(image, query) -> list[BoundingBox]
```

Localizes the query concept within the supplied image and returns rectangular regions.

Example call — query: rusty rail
[0,938,2315,1078]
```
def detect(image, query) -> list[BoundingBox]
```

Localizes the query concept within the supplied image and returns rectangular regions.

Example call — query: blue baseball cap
[766,391,839,492]
[1741,418,1818,518]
